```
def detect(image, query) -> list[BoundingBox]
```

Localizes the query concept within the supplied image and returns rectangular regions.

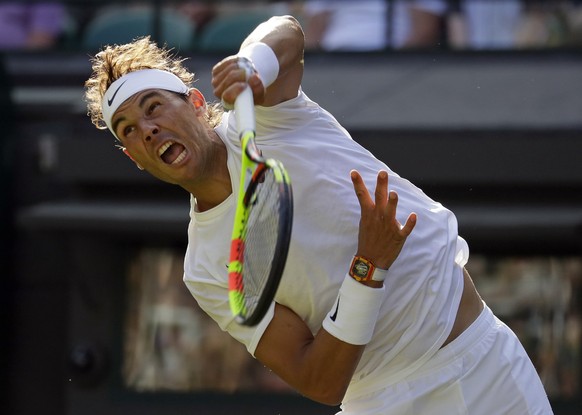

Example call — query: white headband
[101,69,189,136]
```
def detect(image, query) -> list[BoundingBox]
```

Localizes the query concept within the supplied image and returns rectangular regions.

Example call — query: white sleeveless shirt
[183,90,468,400]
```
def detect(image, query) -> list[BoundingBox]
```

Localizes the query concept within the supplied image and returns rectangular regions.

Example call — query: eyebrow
[111,91,162,136]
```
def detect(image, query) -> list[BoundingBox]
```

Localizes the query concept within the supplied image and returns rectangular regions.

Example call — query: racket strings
[243,168,282,314]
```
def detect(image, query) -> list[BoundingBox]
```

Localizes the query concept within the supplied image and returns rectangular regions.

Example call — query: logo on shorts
[107,80,128,107]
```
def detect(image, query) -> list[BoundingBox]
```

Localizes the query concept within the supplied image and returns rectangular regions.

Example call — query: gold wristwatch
[349,256,385,282]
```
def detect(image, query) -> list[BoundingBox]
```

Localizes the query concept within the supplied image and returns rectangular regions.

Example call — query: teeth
[158,141,173,157]
[172,149,187,164]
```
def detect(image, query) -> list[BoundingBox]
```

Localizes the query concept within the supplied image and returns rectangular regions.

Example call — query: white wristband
[237,42,279,88]
[322,273,385,345]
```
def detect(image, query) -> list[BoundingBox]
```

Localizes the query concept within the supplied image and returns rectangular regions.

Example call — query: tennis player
[85,15,553,414]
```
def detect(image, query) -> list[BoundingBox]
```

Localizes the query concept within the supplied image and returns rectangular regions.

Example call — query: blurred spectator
[81,2,197,51]
[0,2,67,50]
[176,1,218,36]
[302,0,387,51]
[301,0,448,52]
[392,0,449,49]
[570,2,582,46]
[516,0,582,48]
[448,0,525,49]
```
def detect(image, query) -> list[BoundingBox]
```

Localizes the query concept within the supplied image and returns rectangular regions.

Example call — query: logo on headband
[107,80,128,107]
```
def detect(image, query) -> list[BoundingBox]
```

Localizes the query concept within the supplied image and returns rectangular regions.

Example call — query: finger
[248,74,266,105]
[400,212,417,237]
[374,170,389,210]
[211,56,238,87]
[384,188,399,221]
[212,63,251,101]
[220,82,251,108]
[350,169,373,210]
[214,69,249,101]
[387,190,416,236]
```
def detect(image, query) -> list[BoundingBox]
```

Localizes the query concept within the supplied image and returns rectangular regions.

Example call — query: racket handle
[234,86,256,136]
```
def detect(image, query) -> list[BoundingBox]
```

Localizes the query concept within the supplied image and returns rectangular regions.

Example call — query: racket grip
[234,86,256,136]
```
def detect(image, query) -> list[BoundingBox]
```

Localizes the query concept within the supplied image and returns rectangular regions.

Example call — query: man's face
[111,89,210,186]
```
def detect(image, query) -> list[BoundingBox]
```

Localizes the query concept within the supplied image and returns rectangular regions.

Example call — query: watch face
[353,259,370,278]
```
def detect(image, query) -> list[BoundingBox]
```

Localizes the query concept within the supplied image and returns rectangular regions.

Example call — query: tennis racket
[228,86,293,326]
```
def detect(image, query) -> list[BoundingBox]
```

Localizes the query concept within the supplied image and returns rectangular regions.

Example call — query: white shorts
[338,305,553,415]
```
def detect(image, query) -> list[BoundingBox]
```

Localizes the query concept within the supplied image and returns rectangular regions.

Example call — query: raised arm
[211,15,304,107]
[255,171,416,405]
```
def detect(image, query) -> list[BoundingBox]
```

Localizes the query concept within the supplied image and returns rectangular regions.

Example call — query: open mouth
[158,141,187,165]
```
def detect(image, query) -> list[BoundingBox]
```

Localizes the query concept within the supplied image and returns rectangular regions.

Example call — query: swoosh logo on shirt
[107,80,128,107]
[330,296,340,322]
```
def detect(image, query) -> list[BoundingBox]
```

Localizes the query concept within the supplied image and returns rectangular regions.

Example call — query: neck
[186,128,232,212]
[195,195,228,213]
[193,175,232,212]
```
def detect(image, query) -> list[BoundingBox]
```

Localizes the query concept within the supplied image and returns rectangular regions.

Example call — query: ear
[121,147,145,171]
[189,88,207,116]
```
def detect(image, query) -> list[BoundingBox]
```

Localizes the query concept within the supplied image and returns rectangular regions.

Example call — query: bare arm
[211,15,304,107]
[255,171,416,405]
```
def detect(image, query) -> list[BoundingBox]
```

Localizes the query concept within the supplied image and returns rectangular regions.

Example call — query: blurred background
[1,0,581,414]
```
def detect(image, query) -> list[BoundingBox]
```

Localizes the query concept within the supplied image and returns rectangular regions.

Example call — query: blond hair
[85,36,223,131]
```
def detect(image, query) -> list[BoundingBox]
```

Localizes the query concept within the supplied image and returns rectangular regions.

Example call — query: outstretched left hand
[351,169,416,271]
